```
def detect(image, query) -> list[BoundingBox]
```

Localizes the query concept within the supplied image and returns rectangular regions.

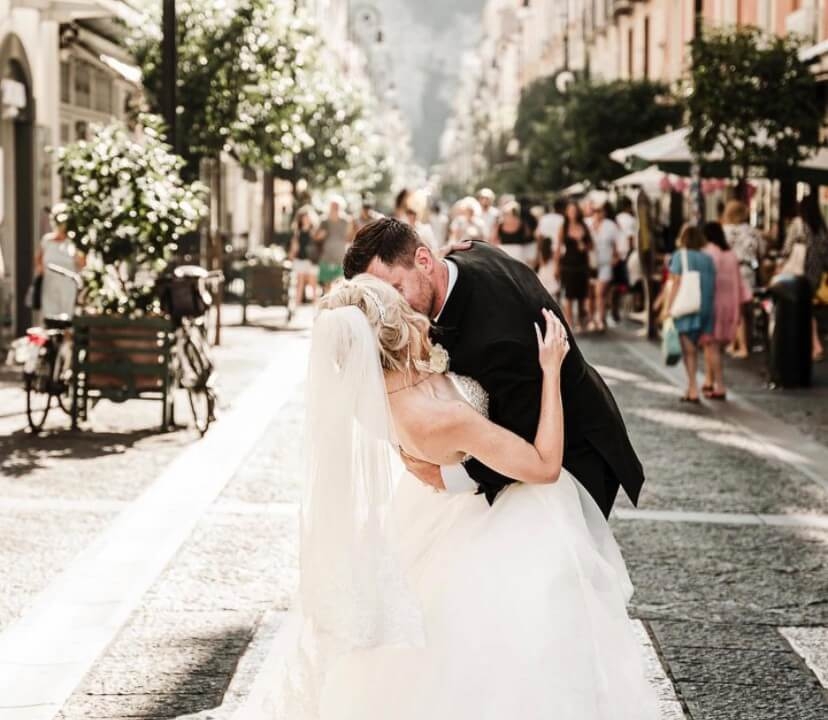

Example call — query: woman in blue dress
[667,224,716,403]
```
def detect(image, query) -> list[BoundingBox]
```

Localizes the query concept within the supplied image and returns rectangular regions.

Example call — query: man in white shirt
[614,196,638,259]
[612,196,639,322]
[477,188,501,242]
[536,198,566,250]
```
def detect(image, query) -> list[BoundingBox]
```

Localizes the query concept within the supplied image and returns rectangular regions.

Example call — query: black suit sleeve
[463,339,545,496]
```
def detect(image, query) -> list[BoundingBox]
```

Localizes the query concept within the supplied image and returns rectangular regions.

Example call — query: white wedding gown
[241,374,660,720]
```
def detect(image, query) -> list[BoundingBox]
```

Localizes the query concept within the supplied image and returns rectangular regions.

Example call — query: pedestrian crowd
[287,187,645,341]
[660,195,828,402]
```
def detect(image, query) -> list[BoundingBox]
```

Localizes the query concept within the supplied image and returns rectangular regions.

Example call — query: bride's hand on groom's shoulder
[400,449,446,491]
[438,240,473,259]
[535,308,569,375]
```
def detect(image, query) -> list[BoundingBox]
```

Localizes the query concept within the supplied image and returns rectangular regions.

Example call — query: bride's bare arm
[409,310,569,484]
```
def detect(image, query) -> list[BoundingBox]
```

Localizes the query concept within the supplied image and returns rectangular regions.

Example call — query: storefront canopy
[611,128,828,183]
[610,165,686,193]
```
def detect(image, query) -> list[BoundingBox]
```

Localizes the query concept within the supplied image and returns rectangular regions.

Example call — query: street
[0,308,825,720]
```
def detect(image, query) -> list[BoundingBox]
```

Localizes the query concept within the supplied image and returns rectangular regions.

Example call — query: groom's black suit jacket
[432,242,644,516]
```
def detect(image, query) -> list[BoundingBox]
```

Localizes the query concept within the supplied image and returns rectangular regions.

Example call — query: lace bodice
[447,372,489,418]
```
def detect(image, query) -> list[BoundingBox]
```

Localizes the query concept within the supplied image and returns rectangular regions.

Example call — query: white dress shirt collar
[434,259,458,322]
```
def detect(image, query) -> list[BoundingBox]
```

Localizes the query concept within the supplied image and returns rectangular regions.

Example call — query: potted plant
[240,245,295,326]
[55,115,207,428]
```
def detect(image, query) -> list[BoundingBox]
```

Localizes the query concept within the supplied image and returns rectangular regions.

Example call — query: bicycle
[159,265,223,436]
[20,264,84,433]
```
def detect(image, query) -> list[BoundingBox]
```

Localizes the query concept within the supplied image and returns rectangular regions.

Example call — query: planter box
[71,314,176,431]
[241,262,296,325]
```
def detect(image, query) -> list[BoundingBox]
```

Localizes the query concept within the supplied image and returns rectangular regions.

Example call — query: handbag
[661,318,682,366]
[780,242,807,276]
[815,273,828,306]
[670,250,702,318]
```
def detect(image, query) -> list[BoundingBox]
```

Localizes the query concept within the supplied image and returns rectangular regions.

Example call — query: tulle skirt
[240,470,660,720]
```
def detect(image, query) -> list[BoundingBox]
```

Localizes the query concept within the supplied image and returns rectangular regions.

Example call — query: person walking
[493,200,534,264]
[536,198,566,267]
[722,200,762,358]
[612,196,638,322]
[555,200,592,332]
[590,202,620,332]
[666,224,716,404]
[701,221,742,400]
[288,205,321,305]
[354,194,383,232]
[429,201,449,249]
[34,203,85,318]
[781,194,828,361]
[315,196,353,292]
[449,197,486,243]
[477,187,501,241]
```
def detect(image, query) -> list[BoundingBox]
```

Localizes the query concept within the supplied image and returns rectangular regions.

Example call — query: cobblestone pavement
[1,312,827,720]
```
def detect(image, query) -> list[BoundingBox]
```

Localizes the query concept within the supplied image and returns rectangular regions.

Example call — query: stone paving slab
[0,509,114,632]
[646,617,828,718]
[580,336,828,516]
[614,519,828,625]
[780,626,828,688]
[679,681,828,720]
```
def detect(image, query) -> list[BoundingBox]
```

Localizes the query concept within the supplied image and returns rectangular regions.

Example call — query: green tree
[686,25,822,179]
[566,80,682,184]
[129,0,258,178]
[512,78,681,193]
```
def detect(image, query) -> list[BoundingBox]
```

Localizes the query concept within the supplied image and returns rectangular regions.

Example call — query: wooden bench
[71,315,176,432]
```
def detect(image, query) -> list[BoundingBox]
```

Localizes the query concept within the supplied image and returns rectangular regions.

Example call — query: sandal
[680,394,701,404]
[703,388,727,401]
[701,384,713,394]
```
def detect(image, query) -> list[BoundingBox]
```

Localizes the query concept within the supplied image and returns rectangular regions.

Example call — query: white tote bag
[670,249,702,318]
[780,242,807,276]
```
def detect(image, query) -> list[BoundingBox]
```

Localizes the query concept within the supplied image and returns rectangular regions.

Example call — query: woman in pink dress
[701,221,744,400]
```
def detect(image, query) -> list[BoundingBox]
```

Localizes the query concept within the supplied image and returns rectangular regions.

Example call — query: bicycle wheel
[55,349,74,415]
[25,370,52,433]
[188,386,211,436]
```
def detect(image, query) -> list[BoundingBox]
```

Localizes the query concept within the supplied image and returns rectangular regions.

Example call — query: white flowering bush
[55,115,207,315]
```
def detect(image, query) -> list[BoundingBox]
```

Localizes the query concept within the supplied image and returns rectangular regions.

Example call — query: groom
[343,218,644,517]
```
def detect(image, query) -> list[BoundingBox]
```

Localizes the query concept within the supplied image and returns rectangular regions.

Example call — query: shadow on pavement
[0,427,170,478]
[142,626,253,719]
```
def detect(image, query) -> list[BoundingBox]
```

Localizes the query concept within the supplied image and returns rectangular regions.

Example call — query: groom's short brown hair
[344,218,428,279]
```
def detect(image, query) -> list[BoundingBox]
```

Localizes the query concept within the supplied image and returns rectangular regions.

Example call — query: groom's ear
[414,246,434,272]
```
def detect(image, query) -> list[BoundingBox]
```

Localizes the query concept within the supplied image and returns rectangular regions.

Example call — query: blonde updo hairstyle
[319,274,433,375]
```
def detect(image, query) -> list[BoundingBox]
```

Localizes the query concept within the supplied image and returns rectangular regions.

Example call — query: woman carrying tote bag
[666,224,716,403]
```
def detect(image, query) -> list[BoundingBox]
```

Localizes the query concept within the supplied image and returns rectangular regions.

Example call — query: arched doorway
[0,34,35,338]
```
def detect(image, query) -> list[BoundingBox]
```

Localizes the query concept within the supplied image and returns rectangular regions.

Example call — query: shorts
[293,259,319,275]
[596,264,613,283]
[318,262,343,285]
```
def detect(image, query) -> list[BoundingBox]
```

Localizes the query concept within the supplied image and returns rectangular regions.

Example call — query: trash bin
[767,273,812,388]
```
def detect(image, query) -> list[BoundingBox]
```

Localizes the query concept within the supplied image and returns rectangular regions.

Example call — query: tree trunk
[209,154,224,346]
[262,168,275,247]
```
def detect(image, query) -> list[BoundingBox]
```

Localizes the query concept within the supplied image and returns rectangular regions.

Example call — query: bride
[239,274,659,720]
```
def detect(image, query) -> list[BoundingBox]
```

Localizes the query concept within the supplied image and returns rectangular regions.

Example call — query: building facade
[1,0,143,341]
[440,0,828,190]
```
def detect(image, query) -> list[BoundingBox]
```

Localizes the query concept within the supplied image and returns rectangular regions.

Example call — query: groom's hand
[400,450,446,491]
